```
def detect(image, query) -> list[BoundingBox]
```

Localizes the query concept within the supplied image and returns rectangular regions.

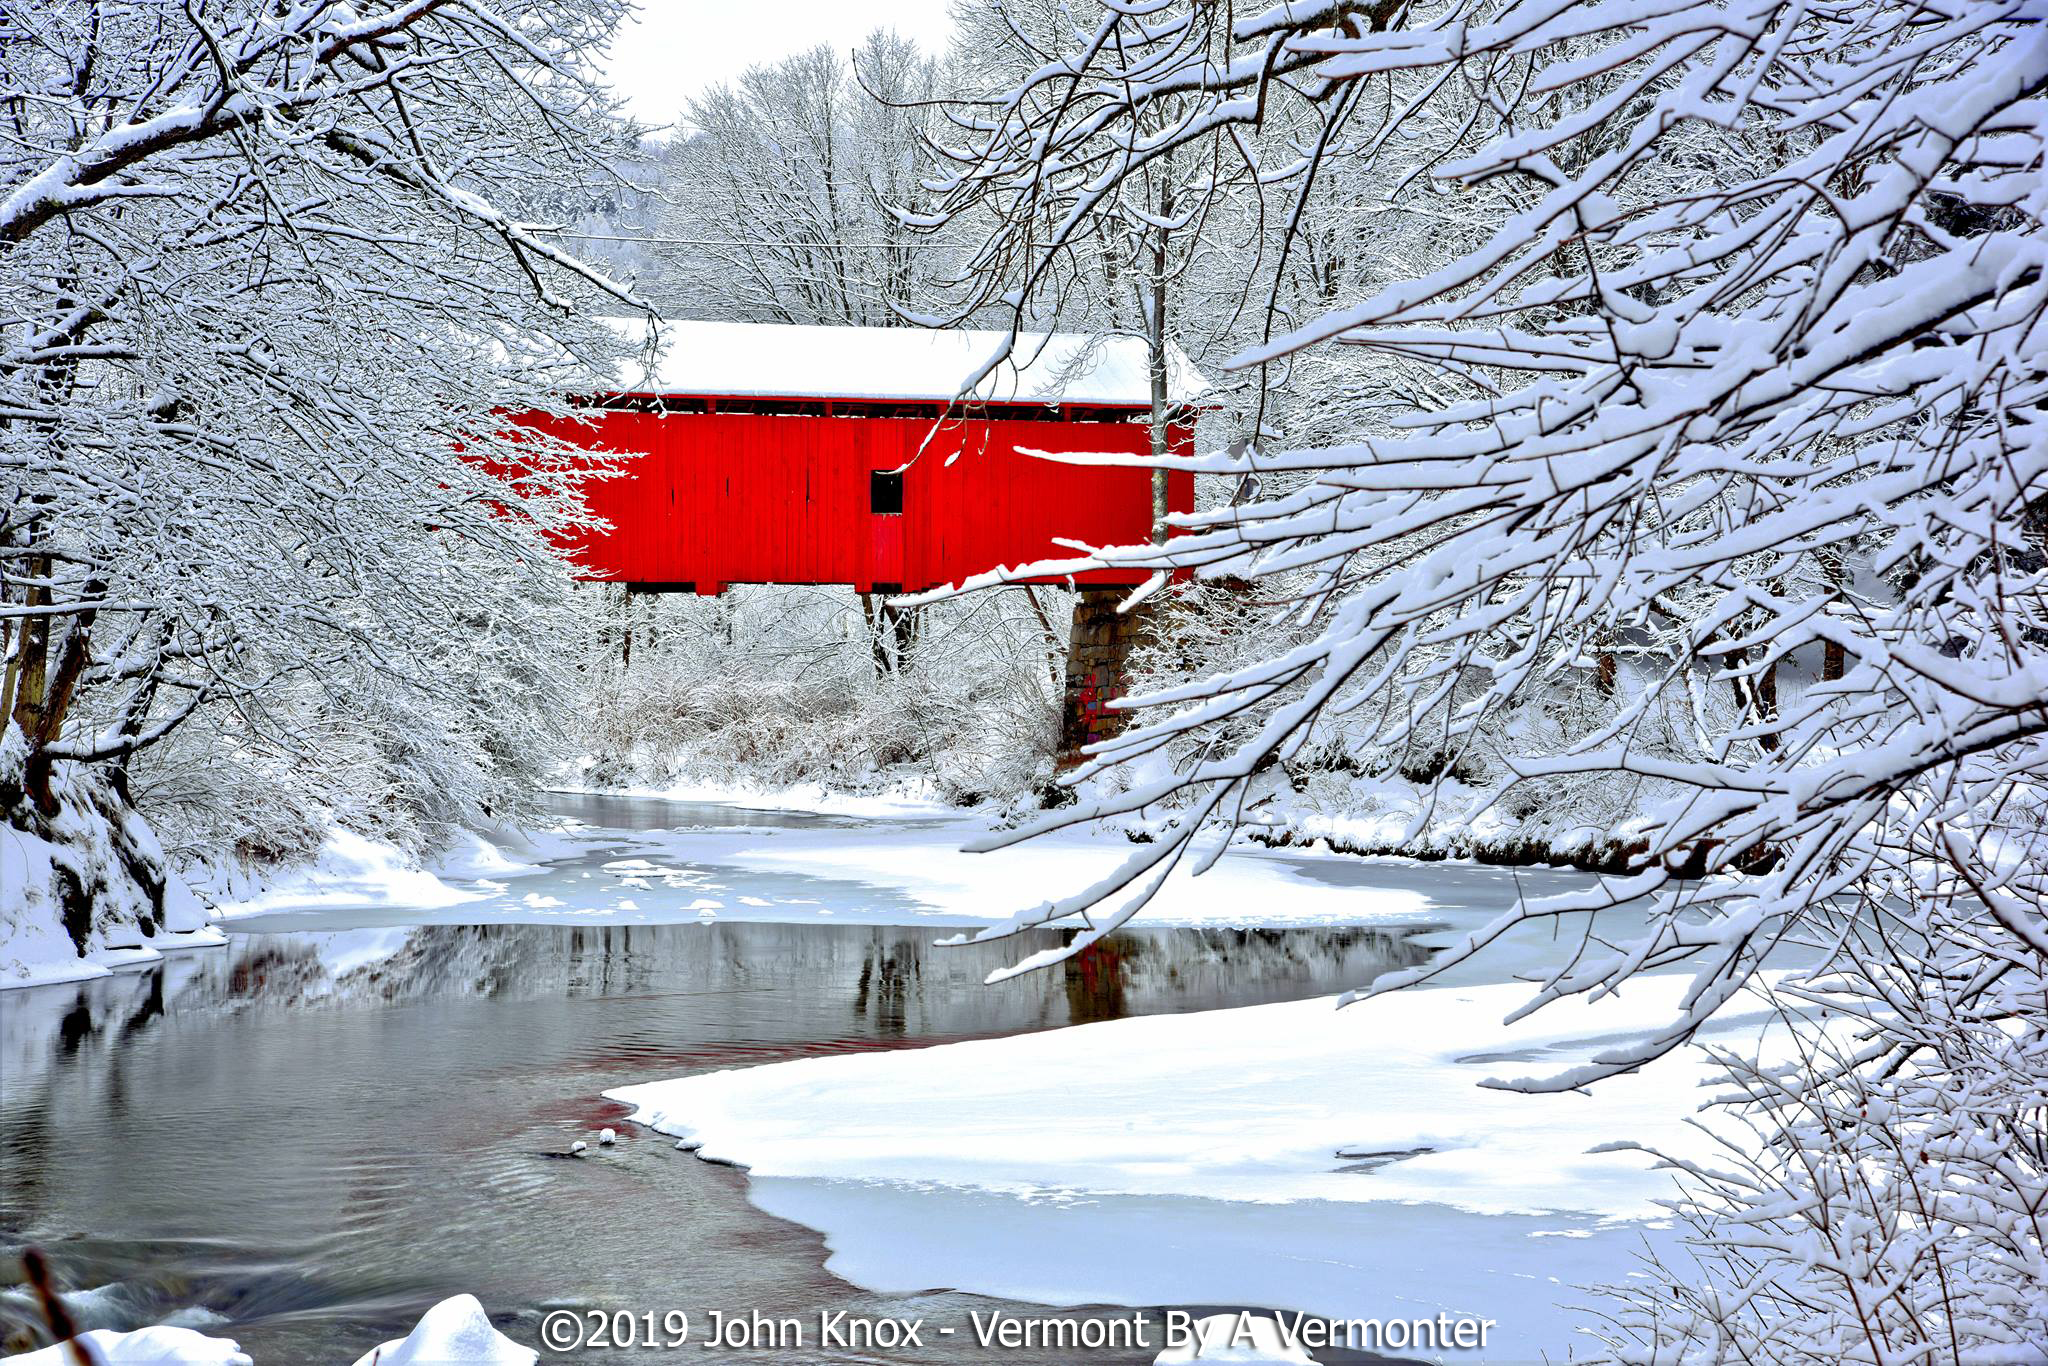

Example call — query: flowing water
[0,796,1445,1364]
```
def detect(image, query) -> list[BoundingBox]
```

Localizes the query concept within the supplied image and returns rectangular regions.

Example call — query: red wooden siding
[523,406,1193,592]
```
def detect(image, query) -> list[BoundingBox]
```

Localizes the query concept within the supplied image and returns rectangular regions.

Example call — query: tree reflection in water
[0,917,1438,1364]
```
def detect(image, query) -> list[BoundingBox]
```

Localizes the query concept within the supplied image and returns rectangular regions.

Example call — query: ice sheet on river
[610,975,1784,1359]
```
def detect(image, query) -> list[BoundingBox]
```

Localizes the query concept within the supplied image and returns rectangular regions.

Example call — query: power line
[534,229,960,251]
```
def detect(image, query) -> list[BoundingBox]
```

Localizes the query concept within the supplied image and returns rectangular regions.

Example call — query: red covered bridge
[524,320,1204,594]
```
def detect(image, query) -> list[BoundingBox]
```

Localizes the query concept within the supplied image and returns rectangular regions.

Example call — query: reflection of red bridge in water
[524,321,1199,596]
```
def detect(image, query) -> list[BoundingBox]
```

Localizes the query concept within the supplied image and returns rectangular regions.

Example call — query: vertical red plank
[920,416,937,588]
[679,412,696,584]
[755,414,771,584]
[792,415,809,583]
[824,416,842,586]
[707,413,724,585]
[851,418,871,589]
[682,411,700,583]
[785,419,798,583]
[736,413,751,583]
[800,420,817,583]
[898,417,920,590]
[932,416,951,591]
[758,415,775,584]
[902,416,921,590]
[822,417,840,586]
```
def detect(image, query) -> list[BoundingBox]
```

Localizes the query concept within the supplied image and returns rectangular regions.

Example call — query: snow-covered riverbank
[0,765,227,990]
[206,787,1601,941]
[15,779,1548,985]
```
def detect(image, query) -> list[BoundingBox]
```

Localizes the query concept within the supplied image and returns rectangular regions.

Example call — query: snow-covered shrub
[1595,908,2048,1362]
[131,594,590,870]
[1122,576,1724,868]
[578,585,1062,805]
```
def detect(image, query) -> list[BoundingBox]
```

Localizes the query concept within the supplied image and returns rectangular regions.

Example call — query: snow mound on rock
[0,1324,252,1365]
[1155,1315,1317,1364]
[346,1295,534,1366]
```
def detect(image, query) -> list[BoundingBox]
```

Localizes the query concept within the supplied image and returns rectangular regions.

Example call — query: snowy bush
[578,585,1064,806]
[1595,903,2048,1362]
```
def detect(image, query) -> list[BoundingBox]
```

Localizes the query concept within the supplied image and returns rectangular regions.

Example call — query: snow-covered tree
[1,0,646,943]
[647,32,953,327]
[1593,901,2048,1360]
[921,1,2046,1350]
[928,0,2045,1059]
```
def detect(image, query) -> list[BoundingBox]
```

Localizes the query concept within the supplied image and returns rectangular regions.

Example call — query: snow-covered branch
[920,0,2047,1088]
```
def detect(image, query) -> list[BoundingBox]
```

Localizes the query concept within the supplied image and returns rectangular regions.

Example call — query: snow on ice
[205,828,495,921]
[609,973,1790,1358]
[218,804,1473,935]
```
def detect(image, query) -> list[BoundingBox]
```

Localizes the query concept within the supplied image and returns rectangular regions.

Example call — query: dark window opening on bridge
[870,469,903,516]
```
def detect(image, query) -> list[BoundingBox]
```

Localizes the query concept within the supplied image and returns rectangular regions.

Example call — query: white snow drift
[612,973,1770,1216]
[217,806,1464,934]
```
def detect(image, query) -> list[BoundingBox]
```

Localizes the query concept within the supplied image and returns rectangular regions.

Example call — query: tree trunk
[1731,646,1781,755]
[1148,179,1174,546]
[14,578,101,812]
[1754,653,1779,752]
[859,592,918,676]
[7,556,51,738]
[859,592,889,676]
[1822,546,1848,681]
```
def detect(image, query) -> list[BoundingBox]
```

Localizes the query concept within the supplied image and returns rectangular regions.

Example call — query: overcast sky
[603,1,959,130]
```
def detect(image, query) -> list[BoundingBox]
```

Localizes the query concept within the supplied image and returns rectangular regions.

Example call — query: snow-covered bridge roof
[603,318,1209,407]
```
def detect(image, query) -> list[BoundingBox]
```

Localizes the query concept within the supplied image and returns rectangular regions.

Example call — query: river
[2,795,1455,1364]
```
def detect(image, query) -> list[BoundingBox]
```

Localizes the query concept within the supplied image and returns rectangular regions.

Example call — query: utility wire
[534,229,959,250]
